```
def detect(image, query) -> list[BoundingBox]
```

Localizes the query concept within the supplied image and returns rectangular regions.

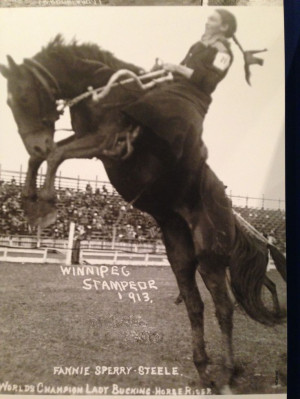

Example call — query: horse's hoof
[38,190,56,203]
[174,294,183,305]
[35,201,58,228]
[22,199,57,228]
[219,384,233,395]
[195,362,212,388]
[203,363,234,394]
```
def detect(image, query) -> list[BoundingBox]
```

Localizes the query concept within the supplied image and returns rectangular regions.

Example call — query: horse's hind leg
[159,213,210,386]
[197,254,234,390]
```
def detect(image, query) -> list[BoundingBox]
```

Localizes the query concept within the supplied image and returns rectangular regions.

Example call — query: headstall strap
[24,63,56,103]
[23,58,62,97]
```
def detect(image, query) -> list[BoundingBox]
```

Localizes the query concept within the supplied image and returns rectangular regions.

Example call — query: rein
[56,69,173,113]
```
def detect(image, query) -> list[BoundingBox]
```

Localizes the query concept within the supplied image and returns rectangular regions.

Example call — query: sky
[0,5,285,204]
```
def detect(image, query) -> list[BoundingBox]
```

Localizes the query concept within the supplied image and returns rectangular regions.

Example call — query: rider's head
[205,10,237,39]
[215,9,237,38]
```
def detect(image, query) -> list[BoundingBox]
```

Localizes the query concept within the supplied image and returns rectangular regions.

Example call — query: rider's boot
[102,126,140,161]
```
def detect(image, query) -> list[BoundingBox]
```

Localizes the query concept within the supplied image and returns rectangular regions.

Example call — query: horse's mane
[33,34,141,73]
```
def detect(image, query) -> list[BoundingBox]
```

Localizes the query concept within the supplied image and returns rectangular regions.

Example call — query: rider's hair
[215,9,237,38]
[215,9,266,85]
[215,9,243,57]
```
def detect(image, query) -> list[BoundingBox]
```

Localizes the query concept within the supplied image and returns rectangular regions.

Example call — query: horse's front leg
[158,212,210,387]
[39,132,109,202]
[21,156,45,225]
[22,156,44,200]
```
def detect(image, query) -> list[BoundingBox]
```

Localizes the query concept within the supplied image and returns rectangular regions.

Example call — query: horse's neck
[54,62,114,99]
[42,53,139,100]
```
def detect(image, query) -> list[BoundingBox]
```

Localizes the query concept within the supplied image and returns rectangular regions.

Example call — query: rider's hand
[162,63,178,73]
[163,63,193,79]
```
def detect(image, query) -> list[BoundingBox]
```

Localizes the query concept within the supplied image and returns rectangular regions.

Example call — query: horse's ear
[0,64,10,79]
[7,55,20,76]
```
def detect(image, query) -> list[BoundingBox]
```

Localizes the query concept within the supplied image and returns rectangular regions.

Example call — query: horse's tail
[268,243,286,281]
[229,221,285,326]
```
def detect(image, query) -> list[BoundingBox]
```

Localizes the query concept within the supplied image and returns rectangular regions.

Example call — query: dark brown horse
[0,36,286,393]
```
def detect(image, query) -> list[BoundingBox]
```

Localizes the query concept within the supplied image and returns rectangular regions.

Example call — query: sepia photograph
[0,3,286,397]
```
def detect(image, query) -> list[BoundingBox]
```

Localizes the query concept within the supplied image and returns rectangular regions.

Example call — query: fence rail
[0,235,165,254]
[0,166,285,210]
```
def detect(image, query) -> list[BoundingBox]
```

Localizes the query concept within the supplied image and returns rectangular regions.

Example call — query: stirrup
[102,126,140,161]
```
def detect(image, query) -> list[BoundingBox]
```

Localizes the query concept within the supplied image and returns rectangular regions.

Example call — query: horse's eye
[42,119,53,128]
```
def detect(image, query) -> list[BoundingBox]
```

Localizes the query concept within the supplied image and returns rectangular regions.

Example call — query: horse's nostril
[33,146,44,155]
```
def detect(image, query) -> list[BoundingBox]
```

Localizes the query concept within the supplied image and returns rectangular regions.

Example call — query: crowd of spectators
[0,179,29,235]
[52,183,161,242]
[0,179,285,250]
[0,180,161,243]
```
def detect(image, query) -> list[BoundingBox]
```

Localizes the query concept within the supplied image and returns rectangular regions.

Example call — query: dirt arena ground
[0,261,286,395]
[0,0,283,7]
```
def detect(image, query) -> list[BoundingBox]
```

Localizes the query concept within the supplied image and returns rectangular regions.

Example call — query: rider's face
[204,12,228,37]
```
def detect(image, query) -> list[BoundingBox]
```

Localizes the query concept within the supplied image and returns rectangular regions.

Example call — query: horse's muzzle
[21,130,55,158]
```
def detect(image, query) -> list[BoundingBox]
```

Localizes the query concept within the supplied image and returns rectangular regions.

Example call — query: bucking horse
[0,36,286,394]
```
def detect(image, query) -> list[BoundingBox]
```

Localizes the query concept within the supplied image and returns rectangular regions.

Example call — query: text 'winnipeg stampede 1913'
[60,264,158,303]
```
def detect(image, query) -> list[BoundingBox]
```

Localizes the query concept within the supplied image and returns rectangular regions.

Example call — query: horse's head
[0,56,60,159]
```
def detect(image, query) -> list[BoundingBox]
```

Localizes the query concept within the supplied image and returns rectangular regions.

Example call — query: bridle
[21,58,63,133]
[23,58,62,102]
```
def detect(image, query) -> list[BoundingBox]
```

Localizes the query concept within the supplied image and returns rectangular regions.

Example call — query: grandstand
[0,168,286,255]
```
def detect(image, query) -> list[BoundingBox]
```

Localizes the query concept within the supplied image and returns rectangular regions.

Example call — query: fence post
[77,175,80,191]
[19,164,22,186]
[262,194,265,209]
[96,175,98,191]
[113,251,118,265]
[43,248,48,263]
[246,195,248,208]
[66,222,75,265]
[37,225,42,248]
[145,253,149,267]
[3,247,8,261]
[112,225,116,249]
[59,171,62,190]
[0,163,1,180]
[39,167,43,187]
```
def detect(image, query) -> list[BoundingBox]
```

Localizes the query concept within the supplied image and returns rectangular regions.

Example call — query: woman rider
[106,9,265,161]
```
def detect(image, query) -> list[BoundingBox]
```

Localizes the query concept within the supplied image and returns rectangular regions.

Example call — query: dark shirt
[175,39,233,98]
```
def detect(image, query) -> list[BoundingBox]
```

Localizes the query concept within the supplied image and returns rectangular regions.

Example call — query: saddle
[88,69,208,162]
